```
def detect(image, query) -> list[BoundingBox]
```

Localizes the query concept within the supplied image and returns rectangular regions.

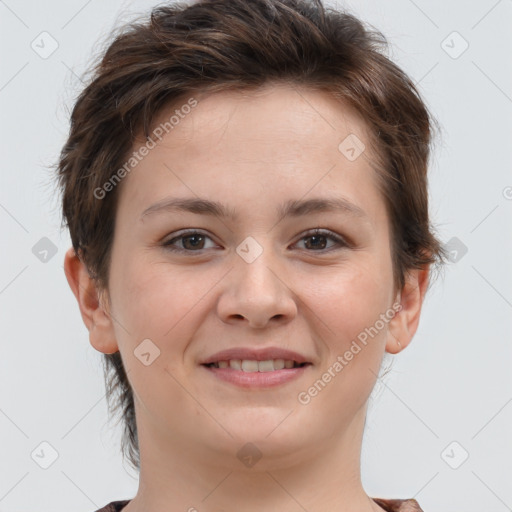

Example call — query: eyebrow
[139,196,368,222]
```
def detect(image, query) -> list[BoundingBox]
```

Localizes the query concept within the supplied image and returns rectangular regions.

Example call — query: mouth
[201,359,313,388]
[199,347,313,388]
[202,359,310,371]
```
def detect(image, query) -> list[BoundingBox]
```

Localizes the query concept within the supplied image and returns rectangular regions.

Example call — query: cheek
[311,259,393,342]
[109,260,208,414]
[292,263,393,433]
[307,269,391,407]
[110,255,206,350]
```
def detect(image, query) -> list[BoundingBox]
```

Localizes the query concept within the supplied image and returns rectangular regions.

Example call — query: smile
[201,360,312,388]
[203,359,309,371]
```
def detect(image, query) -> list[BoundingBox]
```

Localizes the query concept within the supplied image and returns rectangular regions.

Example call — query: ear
[386,265,430,354]
[63,246,119,354]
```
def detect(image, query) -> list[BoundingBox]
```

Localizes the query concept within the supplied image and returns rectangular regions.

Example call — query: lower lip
[201,364,311,388]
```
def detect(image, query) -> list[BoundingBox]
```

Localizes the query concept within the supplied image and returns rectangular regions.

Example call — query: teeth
[273,359,285,370]
[209,359,302,371]
[255,360,273,372]
[241,360,259,372]
[230,359,242,370]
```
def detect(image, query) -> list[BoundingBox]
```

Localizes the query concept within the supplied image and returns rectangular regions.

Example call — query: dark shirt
[94,497,424,511]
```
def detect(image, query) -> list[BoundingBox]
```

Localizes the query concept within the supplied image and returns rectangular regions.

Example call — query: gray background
[0,0,511,511]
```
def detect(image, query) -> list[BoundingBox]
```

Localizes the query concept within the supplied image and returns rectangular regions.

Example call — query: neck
[123,404,384,512]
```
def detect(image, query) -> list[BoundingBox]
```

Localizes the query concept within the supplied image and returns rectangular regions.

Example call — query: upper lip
[200,347,312,365]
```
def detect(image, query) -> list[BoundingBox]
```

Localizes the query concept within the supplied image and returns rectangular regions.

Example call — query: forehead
[117,83,385,227]
[146,83,373,155]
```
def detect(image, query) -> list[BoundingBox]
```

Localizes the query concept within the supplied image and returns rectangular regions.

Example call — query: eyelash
[161,228,349,254]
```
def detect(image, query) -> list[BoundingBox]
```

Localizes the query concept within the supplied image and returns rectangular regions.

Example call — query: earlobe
[63,247,119,354]
[385,265,430,354]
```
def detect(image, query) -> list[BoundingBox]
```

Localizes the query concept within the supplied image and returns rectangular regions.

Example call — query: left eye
[162,229,348,253]
[295,229,347,251]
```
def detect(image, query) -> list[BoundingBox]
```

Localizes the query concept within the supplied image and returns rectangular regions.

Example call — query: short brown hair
[56,0,447,471]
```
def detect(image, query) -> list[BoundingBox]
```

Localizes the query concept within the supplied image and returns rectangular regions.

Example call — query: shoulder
[372,497,424,512]
[92,500,131,512]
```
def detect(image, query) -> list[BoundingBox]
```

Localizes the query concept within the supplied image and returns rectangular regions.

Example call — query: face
[70,83,420,468]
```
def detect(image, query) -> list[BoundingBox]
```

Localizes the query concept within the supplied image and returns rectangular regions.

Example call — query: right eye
[162,230,219,253]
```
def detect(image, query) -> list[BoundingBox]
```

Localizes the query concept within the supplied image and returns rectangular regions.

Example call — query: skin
[64,83,429,512]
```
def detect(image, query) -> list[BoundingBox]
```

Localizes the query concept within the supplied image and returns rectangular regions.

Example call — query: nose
[216,249,298,329]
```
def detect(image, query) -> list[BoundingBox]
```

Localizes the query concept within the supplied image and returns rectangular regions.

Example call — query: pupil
[306,235,326,250]
[184,235,203,250]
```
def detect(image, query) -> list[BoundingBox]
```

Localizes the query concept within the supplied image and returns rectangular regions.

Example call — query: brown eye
[303,234,329,250]
[163,230,216,253]
[181,234,206,250]
[295,229,348,252]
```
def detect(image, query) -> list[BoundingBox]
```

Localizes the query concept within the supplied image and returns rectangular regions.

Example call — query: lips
[200,347,313,389]
[200,347,312,366]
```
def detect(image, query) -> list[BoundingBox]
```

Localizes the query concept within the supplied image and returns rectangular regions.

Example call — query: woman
[58,0,446,510]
